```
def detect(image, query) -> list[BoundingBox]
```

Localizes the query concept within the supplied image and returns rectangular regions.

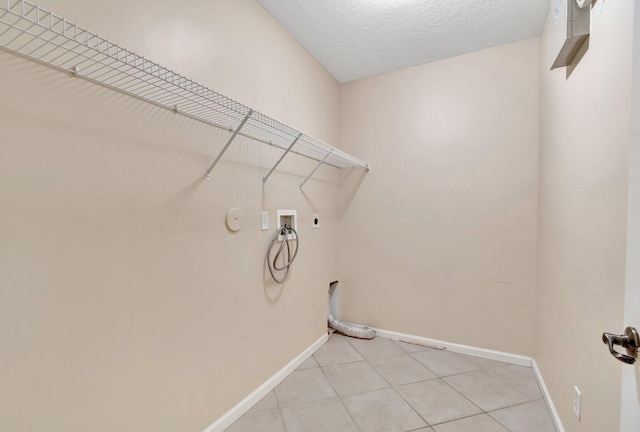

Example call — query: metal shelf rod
[263,133,302,186]
[204,110,252,181]
[300,150,333,190]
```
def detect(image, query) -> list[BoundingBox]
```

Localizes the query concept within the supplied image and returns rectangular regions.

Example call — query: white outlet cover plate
[573,385,581,420]
[312,214,320,229]
[261,211,269,231]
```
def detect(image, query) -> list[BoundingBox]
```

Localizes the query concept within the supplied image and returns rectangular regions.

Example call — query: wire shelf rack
[0,0,370,185]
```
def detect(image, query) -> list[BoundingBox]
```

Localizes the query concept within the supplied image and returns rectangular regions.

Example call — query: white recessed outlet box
[573,385,581,420]
[276,209,297,241]
[261,211,269,231]
[312,214,320,229]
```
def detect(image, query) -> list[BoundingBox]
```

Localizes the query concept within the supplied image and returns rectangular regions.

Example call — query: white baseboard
[372,328,532,367]
[202,332,328,432]
[532,359,565,432]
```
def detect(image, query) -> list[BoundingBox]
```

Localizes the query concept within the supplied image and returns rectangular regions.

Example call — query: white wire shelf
[0,0,370,185]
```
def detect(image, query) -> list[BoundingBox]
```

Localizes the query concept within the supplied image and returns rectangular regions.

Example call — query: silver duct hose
[328,310,376,339]
[267,225,299,284]
[328,281,375,339]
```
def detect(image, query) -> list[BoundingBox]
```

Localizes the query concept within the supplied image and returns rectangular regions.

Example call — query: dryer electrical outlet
[276,209,297,241]
[573,386,581,420]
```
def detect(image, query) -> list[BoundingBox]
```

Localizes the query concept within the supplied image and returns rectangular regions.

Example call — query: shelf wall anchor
[204,109,253,181]
[300,150,333,189]
[263,133,302,186]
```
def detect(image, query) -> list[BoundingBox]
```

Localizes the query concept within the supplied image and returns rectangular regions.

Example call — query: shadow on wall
[566,37,590,78]
[338,166,369,216]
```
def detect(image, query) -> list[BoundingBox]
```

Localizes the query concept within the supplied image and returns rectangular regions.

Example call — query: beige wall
[536,1,635,431]
[338,38,540,356]
[0,1,343,431]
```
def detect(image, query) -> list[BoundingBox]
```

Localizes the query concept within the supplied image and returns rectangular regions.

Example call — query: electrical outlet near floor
[573,385,581,420]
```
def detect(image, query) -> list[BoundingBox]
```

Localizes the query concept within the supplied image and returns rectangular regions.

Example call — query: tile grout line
[399,352,540,427]
[391,383,435,428]
[481,366,547,403]
[426,378,487,424]
[271,368,338,410]
[345,336,435,429]
[314,351,365,432]
[439,371,544,422]
[274,391,289,432]
[329,334,436,430]
[405,426,434,432]
[353,339,436,429]
[441,367,541,410]
[485,398,552,414]
[428,412,505,429]
[405,347,546,423]
[277,337,366,432]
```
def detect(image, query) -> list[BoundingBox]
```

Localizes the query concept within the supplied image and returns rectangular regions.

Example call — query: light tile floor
[225,333,557,432]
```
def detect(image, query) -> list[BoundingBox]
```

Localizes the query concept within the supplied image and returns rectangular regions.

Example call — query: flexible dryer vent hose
[328,281,375,339]
[328,310,376,340]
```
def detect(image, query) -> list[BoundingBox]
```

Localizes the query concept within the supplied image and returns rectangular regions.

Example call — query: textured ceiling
[257,0,549,83]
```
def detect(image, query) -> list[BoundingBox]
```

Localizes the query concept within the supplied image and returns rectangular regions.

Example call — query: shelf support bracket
[205,109,253,181]
[262,133,302,186]
[300,150,333,190]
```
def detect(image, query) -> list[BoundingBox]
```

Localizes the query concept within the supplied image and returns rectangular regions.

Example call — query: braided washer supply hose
[267,224,299,283]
